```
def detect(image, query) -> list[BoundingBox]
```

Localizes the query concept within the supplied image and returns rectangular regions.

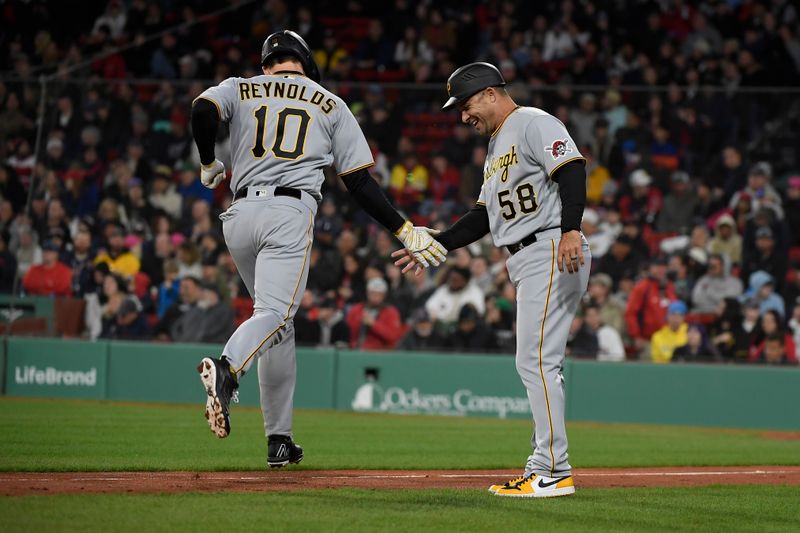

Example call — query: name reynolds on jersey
[484,144,519,182]
[237,81,336,114]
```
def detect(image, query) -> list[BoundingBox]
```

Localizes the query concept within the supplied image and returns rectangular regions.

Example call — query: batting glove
[395,220,448,269]
[200,159,226,189]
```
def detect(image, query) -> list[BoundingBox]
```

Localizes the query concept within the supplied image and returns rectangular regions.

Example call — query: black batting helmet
[442,62,506,109]
[261,30,321,83]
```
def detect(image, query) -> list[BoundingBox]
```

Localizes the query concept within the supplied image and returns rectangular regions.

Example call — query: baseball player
[191,30,445,467]
[394,63,590,497]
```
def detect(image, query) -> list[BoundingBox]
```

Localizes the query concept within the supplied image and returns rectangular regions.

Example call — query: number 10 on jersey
[252,105,311,160]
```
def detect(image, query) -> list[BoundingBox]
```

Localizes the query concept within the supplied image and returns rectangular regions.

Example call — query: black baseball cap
[442,62,506,109]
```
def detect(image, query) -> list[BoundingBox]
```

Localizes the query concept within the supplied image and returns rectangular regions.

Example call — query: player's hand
[557,230,584,274]
[394,221,447,271]
[392,247,422,276]
[200,159,226,189]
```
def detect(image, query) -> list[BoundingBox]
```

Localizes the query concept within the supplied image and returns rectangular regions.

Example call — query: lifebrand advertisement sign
[5,338,107,399]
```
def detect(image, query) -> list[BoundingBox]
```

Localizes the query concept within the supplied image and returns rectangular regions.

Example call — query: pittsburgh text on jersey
[484,144,519,183]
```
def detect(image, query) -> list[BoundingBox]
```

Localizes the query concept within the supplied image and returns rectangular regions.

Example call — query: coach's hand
[200,159,226,189]
[394,222,447,273]
[558,230,584,274]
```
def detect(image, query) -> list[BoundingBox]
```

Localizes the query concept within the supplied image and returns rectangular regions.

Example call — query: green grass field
[0,397,798,471]
[2,487,799,532]
[1,397,799,532]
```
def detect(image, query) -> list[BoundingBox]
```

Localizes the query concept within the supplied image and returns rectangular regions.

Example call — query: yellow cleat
[493,474,575,498]
[488,474,526,494]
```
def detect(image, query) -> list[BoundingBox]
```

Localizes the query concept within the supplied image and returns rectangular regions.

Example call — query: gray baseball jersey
[478,107,583,246]
[477,106,590,483]
[195,74,373,200]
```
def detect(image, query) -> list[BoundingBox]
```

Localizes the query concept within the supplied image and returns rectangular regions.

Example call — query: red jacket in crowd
[624,278,677,341]
[346,303,403,350]
[22,261,73,297]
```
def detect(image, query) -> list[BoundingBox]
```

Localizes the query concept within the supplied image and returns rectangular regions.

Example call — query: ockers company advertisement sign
[351,377,530,419]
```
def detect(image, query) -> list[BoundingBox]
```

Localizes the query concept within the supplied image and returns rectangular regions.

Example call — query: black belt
[233,186,302,202]
[506,226,561,255]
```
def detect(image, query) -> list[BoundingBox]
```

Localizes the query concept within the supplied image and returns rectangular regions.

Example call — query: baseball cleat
[493,473,575,498]
[488,473,526,493]
[197,357,239,438]
[267,435,304,468]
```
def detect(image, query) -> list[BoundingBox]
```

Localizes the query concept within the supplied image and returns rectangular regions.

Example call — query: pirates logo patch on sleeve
[545,139,573,160]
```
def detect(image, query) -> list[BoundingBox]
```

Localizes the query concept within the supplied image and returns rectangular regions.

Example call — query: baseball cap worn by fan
[629,169,652,187]
[366,277,388,294]
[442,62,506,109]
[667,300,688,316]
[756,226,774,240]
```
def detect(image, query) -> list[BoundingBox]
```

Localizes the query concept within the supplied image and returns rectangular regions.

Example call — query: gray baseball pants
[219,185,317,437]
[506,228,590,478]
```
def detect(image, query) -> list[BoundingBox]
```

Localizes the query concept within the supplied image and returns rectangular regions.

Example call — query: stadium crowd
[0,0,799,364]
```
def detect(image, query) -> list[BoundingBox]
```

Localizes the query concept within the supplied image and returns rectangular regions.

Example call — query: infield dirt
[3,466,800,496]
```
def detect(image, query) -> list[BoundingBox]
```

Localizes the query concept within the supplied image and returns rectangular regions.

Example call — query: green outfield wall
[2,337,799,429]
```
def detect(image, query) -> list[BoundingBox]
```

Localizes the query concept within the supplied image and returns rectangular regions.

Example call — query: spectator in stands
[672,323,721,363]
[581,208,613,259]
[740,226,787,291]
[22,240,72,297]
[440,124,474,169]
[784,176,800,246]
[742,270,785,319]
[346,277,402,350]
[595,234,641,290]
[398,308,444,351]
[425,266,485,329]
[789,297,800,353]
[70,227,95,296]
[708,214,742,266]
[148,167,181,220]
[667,253,694,305]
[389,152,429,210]
[339,253,366,305]
[619,169,662,226]
[391,265,435,320]
[748,309,797,363]
[650,300,690,363]
[442,304,493,353]
[355,19,395,71]
[12,223,41,277]
[625,257,678,355]
[155,275,202,342]
[140,233,173,288]
[585,273,626,336]
[156,259,180,319]
[729,162,784,221]
[94,223,140,277]
[753,334,798,365]
[0,231,16,293]
[193,280,235,343]
[98,273,139,337]
[293,289,319,346]
[101,297,151,341]
[569,304,626,362]
[176,240,201,279]
[314,198,343,251]
[691,254,744,314]
[657,171,697,234]
[314,29,349,78]
[710,297,750,361]
[316,295,349,348]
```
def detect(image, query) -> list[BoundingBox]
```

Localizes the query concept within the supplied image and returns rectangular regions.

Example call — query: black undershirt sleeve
[191,98,219,165]
[551,159,586,233]
[435,204,490,251]
[340,168,406,233]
